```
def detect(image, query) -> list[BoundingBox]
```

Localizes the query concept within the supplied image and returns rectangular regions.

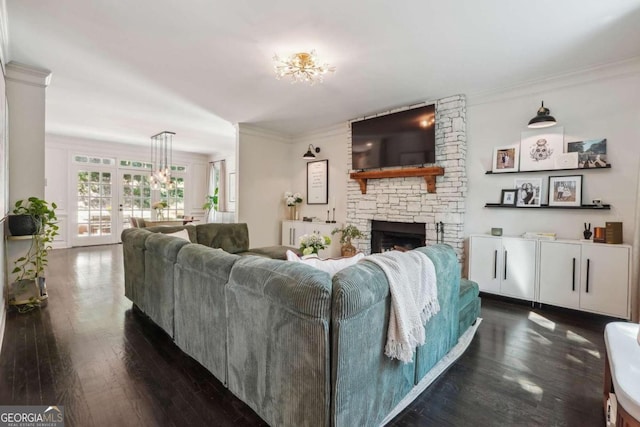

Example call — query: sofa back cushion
[226,256,332,427]
[196,223,250,254]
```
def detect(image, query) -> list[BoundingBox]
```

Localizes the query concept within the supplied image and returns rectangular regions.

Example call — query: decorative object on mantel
[605,222,623,244]
[350,166,444,194]
[150,131,174,190]
[583,223,593,240]
[593,227,606,243]
[567,139,608,168]
[284,191,303,220]
[520,127,564,171]
[331,224,364,257]
[527,101,557,128]
[299,233,331,256]
[302,144,321,159]
[548,175,582,207]
[514,178,542,207]
[491,144,520,173]
[273,50,335,85]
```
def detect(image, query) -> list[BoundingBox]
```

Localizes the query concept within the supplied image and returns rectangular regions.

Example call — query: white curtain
[207,160,227,222]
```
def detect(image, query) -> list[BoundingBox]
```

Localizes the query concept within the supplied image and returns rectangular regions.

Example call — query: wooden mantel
[349,166,445,194]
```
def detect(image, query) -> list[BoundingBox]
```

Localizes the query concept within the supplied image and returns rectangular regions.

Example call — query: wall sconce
[303,144,321,159]
[528,101,557,128]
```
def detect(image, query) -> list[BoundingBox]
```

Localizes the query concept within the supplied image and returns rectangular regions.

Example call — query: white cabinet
[468,235,536,301]
[281,221,342,258]
[539,241,630,318]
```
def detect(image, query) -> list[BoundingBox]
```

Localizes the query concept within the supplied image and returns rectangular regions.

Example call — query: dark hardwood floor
[0,245,612,426]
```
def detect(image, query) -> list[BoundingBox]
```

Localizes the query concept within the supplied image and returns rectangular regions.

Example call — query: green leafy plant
[331,224,364,245]
[203,187,219,216]
[11,197,59,281]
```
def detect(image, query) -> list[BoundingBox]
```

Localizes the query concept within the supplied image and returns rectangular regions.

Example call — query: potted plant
[202,187,219,222]
[10,197,59,308]
[332,224,364,257]
[152,200,168,219]
[284,191,303,220]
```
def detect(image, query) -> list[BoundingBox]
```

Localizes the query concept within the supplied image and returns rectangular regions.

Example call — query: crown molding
[294,122,349,141]
[5,61,52,87]
[236,123,292,143]
[468,56,640,107]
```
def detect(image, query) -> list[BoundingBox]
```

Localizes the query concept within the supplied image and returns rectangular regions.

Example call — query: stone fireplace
[346,95,467,261]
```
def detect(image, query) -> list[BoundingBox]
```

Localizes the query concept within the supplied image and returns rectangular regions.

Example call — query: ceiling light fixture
[150,131,174,190]
[273,50,335,84]
[303,144,321,159]
[528,101,557,128]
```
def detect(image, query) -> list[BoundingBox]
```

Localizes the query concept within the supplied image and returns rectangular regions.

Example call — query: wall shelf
[484,203,611,210]
[485,164,611,175]
[350,166,445,194]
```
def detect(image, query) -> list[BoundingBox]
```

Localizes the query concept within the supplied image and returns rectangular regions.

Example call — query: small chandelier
[150,131,174,190]
[273,50,335,84]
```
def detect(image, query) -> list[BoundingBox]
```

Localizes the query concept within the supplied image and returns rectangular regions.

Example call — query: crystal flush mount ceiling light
[273,50,335,85]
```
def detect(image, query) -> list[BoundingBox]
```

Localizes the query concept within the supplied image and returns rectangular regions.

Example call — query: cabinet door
[539,241,581,310]
[281,221,297,246]
[580,245,629,318]
[468,236,502,295]
[501,238,536,300]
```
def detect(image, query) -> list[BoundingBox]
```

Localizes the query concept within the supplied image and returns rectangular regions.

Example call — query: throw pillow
[166,229,191,242]
[286,250,364,278]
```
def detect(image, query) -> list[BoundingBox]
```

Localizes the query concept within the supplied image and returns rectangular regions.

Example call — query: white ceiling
[5,0,640,155]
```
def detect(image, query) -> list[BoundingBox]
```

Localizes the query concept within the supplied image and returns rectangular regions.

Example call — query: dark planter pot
[8,215,39,236]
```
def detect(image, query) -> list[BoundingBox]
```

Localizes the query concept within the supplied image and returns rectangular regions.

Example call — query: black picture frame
[307,159,328,205]
[501,189,518,206]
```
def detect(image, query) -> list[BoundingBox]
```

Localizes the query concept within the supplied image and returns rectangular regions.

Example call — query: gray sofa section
[121,226,481,427]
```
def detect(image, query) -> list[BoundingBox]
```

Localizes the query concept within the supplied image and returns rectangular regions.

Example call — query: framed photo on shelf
[554,152,579,170]
[520,127,564,171]
[567,139,607,168]
[501,189,518,206]
[491,144,520,173]
[514,178,542,207]
[307,159,329,204]
[548,175,582,207]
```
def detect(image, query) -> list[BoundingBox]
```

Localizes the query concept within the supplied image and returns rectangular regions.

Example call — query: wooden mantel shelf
[350,166,445,194]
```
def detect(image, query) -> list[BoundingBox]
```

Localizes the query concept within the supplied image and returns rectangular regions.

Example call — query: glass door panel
[120,172,152,232]
[73,169,117,246]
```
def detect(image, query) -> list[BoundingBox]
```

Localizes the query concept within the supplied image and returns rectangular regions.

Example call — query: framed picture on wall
[491,144,520,173]
[514,178,542,207]
[548,175,582,207]
[501,189,518,206]
[520,127,564,171]
[567,139,608,168]
[307,159,328,204]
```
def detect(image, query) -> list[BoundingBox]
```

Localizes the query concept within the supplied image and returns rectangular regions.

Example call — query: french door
[72,167,118,246]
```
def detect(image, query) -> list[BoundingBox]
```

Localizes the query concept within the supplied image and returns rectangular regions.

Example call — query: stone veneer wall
[346,94,467,261]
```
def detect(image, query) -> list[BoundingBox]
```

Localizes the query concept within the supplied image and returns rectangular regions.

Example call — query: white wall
[465,59,640,244]
[237,124,292,247]
[45,135,210,247]
[289,124,350,223]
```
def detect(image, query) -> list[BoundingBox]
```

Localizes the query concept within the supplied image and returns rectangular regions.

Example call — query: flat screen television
[351,104,435,170]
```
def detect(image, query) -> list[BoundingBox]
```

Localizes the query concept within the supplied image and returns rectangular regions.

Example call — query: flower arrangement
[299,233,331,256]
[284,191,303,206]
[152,200,168,218]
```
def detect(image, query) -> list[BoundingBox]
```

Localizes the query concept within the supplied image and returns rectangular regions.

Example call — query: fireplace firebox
[370,220,426,253]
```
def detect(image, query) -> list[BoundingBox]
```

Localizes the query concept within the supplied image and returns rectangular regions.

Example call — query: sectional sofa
[121,223,481,426]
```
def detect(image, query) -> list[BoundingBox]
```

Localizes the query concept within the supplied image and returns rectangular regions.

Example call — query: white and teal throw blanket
[366,250,439,363]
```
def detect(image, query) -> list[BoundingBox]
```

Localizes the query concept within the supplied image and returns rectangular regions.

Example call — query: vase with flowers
[299,233,331,256]
[152,200,168,219]
[284,191,303,220]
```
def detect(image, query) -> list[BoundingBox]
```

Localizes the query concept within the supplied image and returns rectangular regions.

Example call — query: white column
[5,61,51,202]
